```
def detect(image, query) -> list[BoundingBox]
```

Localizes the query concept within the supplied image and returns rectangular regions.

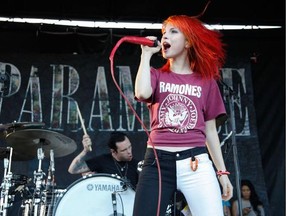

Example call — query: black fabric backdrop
[0,26,284,216]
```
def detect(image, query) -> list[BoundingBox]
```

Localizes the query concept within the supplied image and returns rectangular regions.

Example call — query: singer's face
[112,136,133,162]
[161,24,188,59]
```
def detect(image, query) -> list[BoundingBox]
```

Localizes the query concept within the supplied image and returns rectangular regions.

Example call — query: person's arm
[135,36,160,100]
[223,205,232,216]
[68,134,92,174]
[205,119,233,201]
[231,201,238,216]
[257,205,265,216]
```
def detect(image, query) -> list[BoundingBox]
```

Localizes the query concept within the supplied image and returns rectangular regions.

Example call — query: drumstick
[76,103,92,151]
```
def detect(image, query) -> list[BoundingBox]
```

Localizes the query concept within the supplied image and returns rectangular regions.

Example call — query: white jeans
[176,154,224,216]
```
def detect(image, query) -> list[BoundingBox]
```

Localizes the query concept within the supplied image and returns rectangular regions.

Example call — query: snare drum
[53,174,135,216]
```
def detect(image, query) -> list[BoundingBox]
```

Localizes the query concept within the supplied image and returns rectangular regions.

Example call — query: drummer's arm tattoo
[68,151,90,174]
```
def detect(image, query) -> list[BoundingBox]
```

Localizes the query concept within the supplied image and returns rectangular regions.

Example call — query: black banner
[0,51,269,213]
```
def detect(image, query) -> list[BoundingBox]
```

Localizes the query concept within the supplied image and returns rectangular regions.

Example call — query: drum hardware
[0,122,78,215]
[30,147,46,216]
[137,160,144,173]
[111,192,117,216]
[111,185,130,216]
[40,149,56,216]
[22,148,58,216]
[22,198,33,216]
[0,146,31,216]
[0,147,14,216]
[45,149,55,192]
[21,187,63,216]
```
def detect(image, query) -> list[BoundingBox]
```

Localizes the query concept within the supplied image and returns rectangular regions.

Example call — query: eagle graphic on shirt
[158,94,198,133]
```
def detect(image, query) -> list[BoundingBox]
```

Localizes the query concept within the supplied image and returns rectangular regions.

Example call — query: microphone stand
[221,80,243,216]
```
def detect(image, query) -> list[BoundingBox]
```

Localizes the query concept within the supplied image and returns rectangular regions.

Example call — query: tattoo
[69,153,90,174]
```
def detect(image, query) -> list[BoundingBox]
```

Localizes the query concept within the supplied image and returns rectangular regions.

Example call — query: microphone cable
[109,36,162,216]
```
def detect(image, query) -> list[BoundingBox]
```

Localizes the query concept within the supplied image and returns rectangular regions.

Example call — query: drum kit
[0,121,178,216]
[0,122,137,216]
[0,122,77,216]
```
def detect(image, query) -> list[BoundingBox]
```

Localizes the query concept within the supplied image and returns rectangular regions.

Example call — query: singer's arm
[68,134,92,174]
[205,119,233,201]
[135,36,160,100]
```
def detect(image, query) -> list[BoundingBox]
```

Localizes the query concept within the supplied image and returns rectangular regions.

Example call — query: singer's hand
[82,134,92,153]
[219,175,233,201]
[141,36,161,54]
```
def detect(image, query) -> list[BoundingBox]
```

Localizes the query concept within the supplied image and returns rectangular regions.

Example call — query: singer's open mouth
[162,42,171,51]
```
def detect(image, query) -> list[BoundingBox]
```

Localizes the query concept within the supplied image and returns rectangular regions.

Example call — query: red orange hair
[161,15,225,80]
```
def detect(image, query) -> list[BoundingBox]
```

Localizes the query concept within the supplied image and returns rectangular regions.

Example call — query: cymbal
[0,122,45,131]
[5,129,77,158]
[0,122,45,139]
[0,147,34,161]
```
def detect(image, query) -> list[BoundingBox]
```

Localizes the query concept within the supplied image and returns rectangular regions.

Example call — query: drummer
[68,131,139,189]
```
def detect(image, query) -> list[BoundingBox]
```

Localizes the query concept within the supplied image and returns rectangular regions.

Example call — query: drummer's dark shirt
[86,154,139,189]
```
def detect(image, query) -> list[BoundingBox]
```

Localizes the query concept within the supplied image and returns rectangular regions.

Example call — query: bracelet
[216,170,230,178]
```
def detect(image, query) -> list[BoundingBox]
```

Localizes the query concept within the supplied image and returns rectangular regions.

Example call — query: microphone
[111,192,117,216]
[123,36,158,47]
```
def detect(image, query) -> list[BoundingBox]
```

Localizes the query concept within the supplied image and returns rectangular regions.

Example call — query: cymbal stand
[40,149,56,216]
[0,147,13,216]
[32,147,45,216]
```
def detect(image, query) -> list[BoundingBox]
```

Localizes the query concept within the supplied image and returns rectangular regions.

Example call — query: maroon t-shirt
[137,68,226,147]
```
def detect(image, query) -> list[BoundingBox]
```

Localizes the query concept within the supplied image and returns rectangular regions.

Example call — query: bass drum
[53,174,135,216]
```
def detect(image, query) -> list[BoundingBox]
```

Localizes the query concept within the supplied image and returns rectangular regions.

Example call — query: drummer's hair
[108,131,128,151]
